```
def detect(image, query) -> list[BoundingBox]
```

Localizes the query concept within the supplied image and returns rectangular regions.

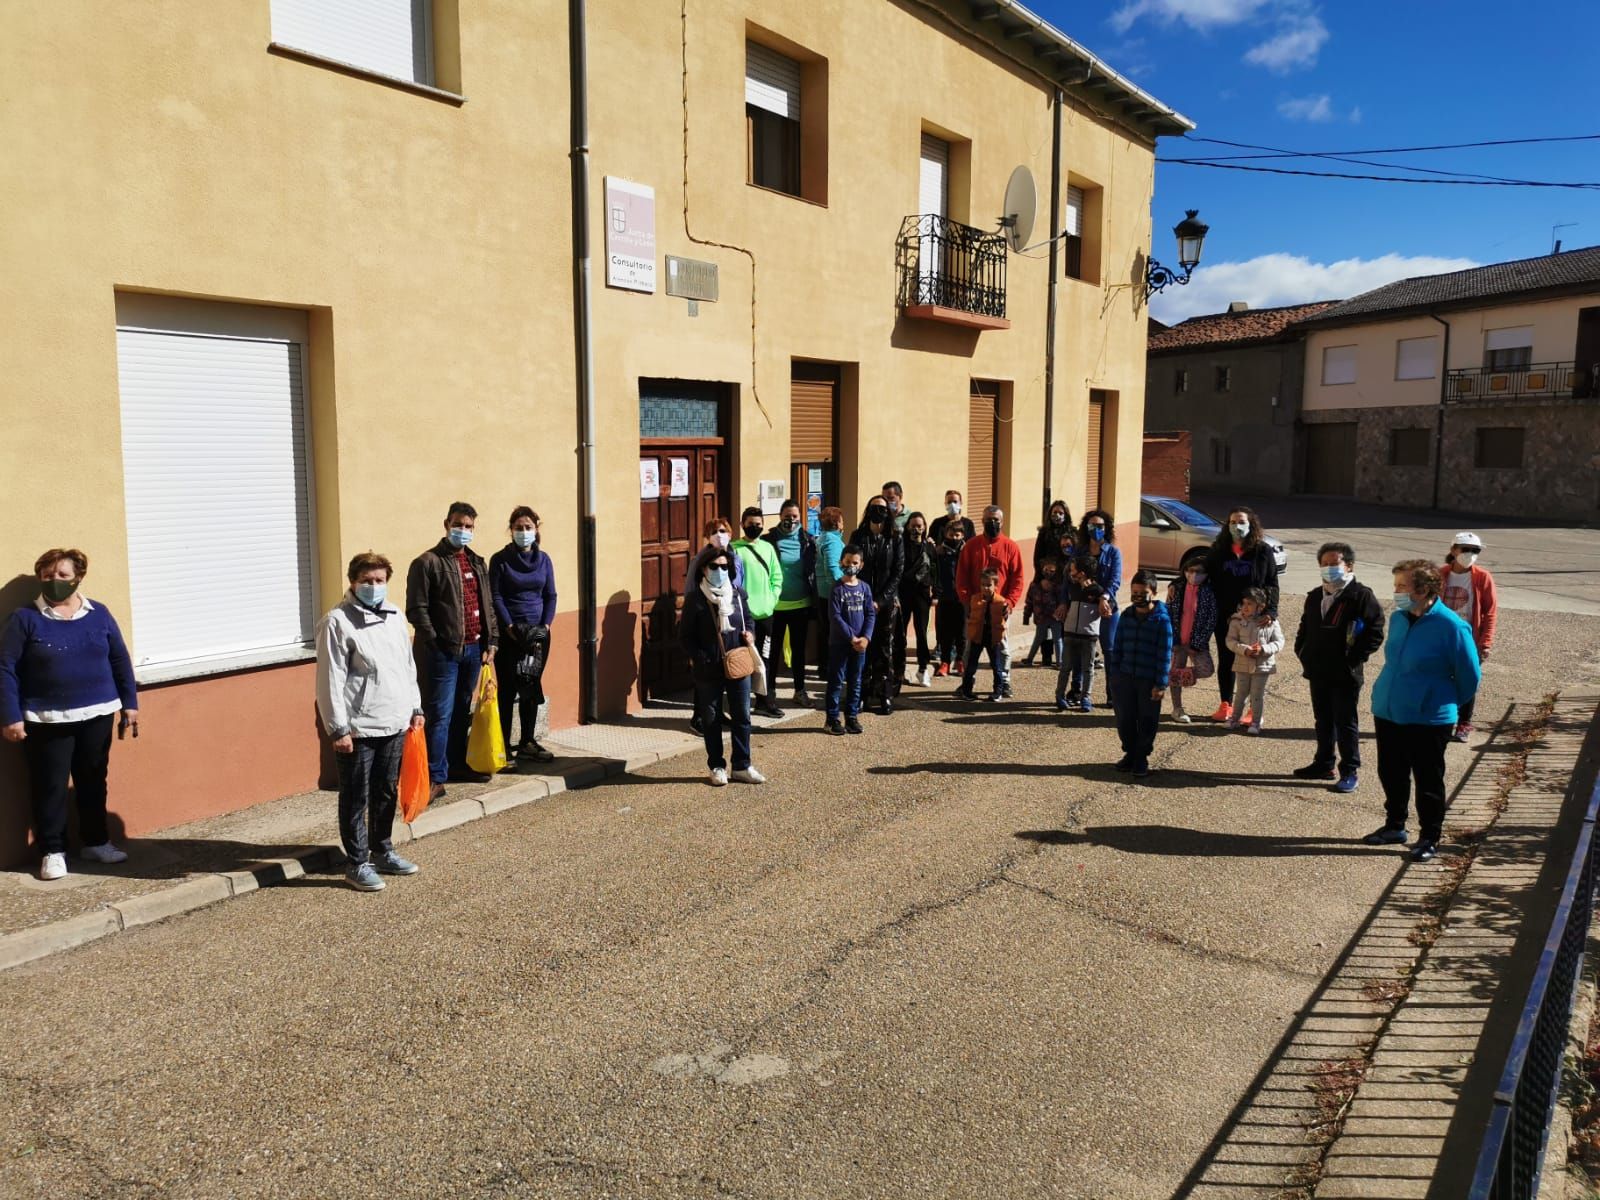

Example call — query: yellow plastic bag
[465,663,508,775]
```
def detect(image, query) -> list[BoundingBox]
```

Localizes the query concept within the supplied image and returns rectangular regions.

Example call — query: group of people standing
[0,481,1498,885]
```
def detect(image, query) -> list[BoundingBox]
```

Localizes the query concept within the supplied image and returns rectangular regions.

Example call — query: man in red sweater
[955,505,1024,698]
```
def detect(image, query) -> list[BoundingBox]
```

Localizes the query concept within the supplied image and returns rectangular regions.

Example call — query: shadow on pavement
[1017,826,1396,859]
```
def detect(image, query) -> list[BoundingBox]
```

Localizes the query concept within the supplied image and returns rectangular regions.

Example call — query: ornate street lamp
[1146,209,1209,296]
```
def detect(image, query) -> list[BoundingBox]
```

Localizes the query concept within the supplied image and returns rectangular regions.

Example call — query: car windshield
[1148,497,1218,528]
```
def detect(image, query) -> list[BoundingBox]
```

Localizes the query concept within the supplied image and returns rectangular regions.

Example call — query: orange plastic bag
[399,724,431,822]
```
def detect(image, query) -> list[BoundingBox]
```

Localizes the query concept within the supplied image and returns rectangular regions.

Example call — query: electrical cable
[1178,132,1600,159]
[1153,159,1600,188]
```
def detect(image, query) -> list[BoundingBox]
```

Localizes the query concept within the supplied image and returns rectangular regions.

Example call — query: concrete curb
[0,750,667,973]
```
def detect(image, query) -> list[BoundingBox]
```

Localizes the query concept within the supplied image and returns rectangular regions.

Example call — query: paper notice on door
[639,459,660,500]
[669,457,690,497]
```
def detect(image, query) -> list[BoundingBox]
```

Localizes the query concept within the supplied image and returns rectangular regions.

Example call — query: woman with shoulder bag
[489,506,558,764]
[679,548,766,787]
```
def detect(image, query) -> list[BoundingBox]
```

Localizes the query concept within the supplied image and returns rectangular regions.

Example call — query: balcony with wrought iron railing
[1446,361,1596,403]
[896,215,1010,331]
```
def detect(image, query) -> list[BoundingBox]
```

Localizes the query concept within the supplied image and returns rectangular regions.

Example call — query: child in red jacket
[1441,532,1497,742]
[955,568,1012,702]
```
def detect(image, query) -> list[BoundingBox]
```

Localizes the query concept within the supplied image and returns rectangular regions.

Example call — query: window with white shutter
[1484,326,1534,371]
[115,296,317,676]
[271,0,432,85]
[919,134,949,218]
[746,41,802,196]
[1322,344,1358,386]
[1395,336,1438,381]
[1064,182,1100,282]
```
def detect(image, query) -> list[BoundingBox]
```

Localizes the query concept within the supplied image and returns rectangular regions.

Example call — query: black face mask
[778,517,798,532]
[983,519,1002,538]
[867,508,888,526]
[946,538,963,551]
[742,524,762,540]
[1132,594,1151,608]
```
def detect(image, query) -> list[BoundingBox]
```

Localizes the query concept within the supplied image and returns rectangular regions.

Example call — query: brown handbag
[714,605,757,680]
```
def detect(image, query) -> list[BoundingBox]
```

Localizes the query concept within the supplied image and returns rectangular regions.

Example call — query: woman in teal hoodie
[1364,559,1481,863]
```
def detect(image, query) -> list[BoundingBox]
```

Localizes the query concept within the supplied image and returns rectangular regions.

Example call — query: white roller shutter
[1065,186,1085,237]
[116,319,316,672]
[746,42,801,119]
[271,0,428,84]
[1396,336,1438,380]
[1322,344,1358,385]
[1485,326,1533,351]
[919,134,949,217]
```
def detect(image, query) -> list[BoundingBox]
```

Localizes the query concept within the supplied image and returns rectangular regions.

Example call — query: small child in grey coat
[1224,587,1285,734]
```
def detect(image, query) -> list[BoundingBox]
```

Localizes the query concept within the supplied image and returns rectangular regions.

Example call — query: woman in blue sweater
[0,548,139,881]
[489,507,559,763]
[1364,559,1481,863]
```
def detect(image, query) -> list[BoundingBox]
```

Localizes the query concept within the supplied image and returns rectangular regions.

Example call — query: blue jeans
[424,642,482,782]
[1098,607,1120,684]
[826,642,866,719]
[962,637,1010,691]
[1028,620,1063,663]
[1057,635,1097,701]
[1109,671,1161,765]
[695,675,752,771]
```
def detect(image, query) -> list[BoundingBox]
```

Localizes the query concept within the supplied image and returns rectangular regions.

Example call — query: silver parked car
[1138,495,1289,577]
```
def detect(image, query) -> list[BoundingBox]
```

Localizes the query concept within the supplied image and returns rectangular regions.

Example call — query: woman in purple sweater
[489,506,559,763]
[0,548,139,881]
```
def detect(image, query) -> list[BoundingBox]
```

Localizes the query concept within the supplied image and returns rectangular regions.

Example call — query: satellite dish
[1000,166,1036,252]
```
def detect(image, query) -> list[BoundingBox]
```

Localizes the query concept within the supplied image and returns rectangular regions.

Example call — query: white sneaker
[709,767,728,787]
[1246,724,1263,736]
[81,842,128,865]
[39,853,67,881]
[731,766,767,785]
[917,667,933,687]
[1173,709,1191,724]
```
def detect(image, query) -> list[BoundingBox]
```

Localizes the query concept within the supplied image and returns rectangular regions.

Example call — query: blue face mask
[1393,593,1414,612]
[1089,525,1106,541]
[706,567,729,588]
[448,526,474,548]
[355,582,387,607]
[512,530,538,549]
[1321,565,1347,585]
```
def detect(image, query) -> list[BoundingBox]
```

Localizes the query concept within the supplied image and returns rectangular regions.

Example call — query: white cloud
[1149,252,1481,324]
[1109,0,1270,35]
[1278,93,1334,122]
[1244,11,1329,71]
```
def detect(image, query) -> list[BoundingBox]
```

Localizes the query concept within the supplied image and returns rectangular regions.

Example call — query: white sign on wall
[605,177,656,293]
[669,457,691,497]
[639,459,660,500]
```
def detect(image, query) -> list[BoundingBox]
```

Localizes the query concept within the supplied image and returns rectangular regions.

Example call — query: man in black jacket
[853,499,904,715]
[1293,541,1384,793]
[407,501,499,798]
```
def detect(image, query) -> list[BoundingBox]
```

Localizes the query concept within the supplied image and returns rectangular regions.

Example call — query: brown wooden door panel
[640,440,728,700]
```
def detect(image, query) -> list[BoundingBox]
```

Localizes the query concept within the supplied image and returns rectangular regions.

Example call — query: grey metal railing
[1446,362,1581,402]
[1468,769,1600,1198]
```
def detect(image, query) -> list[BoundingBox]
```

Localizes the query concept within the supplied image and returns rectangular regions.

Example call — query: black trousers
[935,598,967,666]
[24,713,115,855]
[1375,718,1452,840]
[1214,630,1237,704]
[863,601,899,702]
[336,730,405,865]
[1309,679,1363,774]
[768,606,811,694]
[894,592,933,680]
[1458,696,1476,725]
[495,630,548,749]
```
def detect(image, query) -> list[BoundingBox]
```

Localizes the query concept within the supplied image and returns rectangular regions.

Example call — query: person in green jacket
[735,506,784,717]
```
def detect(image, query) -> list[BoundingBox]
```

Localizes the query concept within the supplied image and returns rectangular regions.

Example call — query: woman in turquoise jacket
[1363,559,1481,863]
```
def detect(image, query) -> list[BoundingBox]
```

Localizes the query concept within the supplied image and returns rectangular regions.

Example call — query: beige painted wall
[1303,295,1595,411]
[1,0,1157,697]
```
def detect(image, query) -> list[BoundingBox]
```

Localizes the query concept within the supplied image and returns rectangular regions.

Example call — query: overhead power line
[1178,132,1600,159]
[1154,159,1600,188]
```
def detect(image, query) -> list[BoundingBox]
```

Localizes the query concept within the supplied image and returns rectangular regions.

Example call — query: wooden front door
[639,441,725,699]
[1303,422,1357,496]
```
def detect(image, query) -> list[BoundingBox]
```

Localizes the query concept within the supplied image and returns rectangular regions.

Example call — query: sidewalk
[0,702,725,970]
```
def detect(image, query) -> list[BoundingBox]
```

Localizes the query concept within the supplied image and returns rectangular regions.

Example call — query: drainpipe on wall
[569,0,599,723]
[1428,313,1450,512]
[1041,88,1062,524]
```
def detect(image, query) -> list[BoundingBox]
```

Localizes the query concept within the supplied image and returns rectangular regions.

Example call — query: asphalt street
[4,513,1599,1200]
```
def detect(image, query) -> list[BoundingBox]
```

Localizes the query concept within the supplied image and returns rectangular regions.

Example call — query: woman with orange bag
[315,552,427,892]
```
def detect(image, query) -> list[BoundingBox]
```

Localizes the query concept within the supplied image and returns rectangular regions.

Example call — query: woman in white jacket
[1224,587,1285,735]
[316,552,426,891]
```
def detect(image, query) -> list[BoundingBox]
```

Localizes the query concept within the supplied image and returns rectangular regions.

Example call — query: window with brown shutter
[790,368,837,463]
[968,383,998,507]
[1085,392,1105,511]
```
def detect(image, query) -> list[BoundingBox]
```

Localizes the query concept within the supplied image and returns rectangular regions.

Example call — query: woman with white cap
[1440,532,1497,742]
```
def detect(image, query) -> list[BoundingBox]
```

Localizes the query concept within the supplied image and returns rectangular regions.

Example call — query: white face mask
[946,501,961,516]
[513,529,538,549]
[711,532,730,549]
[1455,551,1479,569]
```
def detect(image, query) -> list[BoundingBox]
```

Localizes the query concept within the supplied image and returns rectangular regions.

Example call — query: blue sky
[1030,0,1600,322]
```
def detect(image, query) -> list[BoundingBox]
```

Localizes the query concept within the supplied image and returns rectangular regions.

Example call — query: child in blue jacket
[1106,572,1172,779]
[825,545,876,735]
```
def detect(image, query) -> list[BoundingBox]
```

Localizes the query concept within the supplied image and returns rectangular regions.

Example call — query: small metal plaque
[666,256,719,302]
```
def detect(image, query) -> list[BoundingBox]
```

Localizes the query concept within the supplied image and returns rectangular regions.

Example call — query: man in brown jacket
[407,501,498,798]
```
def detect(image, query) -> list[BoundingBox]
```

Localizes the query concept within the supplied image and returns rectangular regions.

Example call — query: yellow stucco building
[0,0,1190,855]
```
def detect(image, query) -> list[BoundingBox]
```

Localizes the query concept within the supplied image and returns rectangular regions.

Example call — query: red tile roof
[1148,301,1339,353]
